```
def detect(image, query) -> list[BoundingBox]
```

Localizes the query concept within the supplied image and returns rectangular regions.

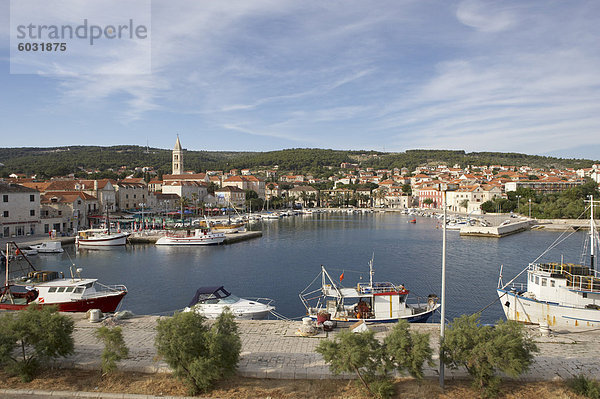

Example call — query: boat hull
[0,291,127,313]
[155,235,225,245]
[497,288,600,329]
[77,234,129,247]
[308,304,439,324]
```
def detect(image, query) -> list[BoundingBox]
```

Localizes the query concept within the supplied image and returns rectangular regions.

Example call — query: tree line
[1,145,596,179]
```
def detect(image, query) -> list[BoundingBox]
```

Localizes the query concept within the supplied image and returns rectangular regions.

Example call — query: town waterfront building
[0,182,41,238]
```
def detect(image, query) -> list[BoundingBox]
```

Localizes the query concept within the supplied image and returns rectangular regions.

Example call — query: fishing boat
[0,242,127,312]
[183,286,274,319]
[299,258,440,324]
[76,228,130,247]
[497,197,600,329]
[29,241,64,253]
[155,227,225,245]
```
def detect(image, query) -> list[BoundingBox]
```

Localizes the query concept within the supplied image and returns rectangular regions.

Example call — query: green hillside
[0,146,595,178]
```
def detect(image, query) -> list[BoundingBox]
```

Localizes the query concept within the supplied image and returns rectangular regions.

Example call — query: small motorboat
[29,241,64,253]
[183,286,275,320]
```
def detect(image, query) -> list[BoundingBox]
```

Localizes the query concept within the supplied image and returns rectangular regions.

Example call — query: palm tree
[177,196,190,224]
[191,193,199,216]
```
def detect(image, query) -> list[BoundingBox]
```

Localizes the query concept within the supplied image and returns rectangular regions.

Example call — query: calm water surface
[29,213,588,324]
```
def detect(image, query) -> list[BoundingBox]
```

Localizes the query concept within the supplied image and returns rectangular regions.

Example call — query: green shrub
[441,314,538,398]
[94,326,129,376]
[316,321,433,398]
[0,305,74,382]
[568,375,600,399]
[383,319,433,379]
[155,309,241,395]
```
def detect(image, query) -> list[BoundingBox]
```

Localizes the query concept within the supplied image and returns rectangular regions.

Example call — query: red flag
[340,272,344,282]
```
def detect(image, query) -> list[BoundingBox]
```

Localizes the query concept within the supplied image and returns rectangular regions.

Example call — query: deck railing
[532,263,600,293]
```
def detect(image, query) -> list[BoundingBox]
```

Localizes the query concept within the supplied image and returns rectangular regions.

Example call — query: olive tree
[0,305,74,381]
[155,309,241,395]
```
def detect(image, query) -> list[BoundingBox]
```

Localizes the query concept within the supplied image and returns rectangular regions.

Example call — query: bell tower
[172,135,183,175]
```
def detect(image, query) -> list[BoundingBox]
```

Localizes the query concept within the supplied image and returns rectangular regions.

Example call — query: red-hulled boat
[0,242,127,313]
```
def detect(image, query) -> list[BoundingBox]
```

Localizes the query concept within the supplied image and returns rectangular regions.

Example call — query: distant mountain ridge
[0,146,595,178]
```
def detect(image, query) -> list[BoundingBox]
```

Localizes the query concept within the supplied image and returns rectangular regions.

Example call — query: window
[30,194,35,201]
[48,287,57,293]
[541,278,547,286]
[57,287,65,293]
[74,287,84,294]
[30,210,35,216]
[58,211,62,216]
[65,287,74,293]
[3,211,8,217]
[44,224,49,233]
[2,194,7,202]
[550,280,555,287]
[535,276,539,285]
[126,194,129,199]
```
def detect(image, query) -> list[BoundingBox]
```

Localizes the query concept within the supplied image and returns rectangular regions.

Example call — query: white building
[0,182,41,237]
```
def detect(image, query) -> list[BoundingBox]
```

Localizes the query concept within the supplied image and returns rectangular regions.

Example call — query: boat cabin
[527,262,600,307]
[188,286,235,306]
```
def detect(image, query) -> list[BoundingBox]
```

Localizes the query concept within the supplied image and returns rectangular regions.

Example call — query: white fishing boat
[183,286,274,319]
[76,229,130,247]
[155,228,225,246]
[497,197,600,329]
[300,258,440,324]
[29,241,64,253]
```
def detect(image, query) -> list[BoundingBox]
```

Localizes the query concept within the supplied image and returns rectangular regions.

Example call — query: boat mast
[369,253,374,288]
[4,243,8,288]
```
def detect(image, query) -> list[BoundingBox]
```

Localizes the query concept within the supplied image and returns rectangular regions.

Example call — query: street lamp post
[528,198,532,219]
[516,195,521,214]
[139,203,146,231]
[439,190,447,388]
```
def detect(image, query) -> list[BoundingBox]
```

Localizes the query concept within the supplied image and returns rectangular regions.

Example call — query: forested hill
[0,146,595,179]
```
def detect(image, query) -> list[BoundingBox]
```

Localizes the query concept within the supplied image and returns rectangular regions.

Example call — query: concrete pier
[460,220,531,238]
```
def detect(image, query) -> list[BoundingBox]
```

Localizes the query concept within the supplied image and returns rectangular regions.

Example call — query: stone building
[0,182,41,238]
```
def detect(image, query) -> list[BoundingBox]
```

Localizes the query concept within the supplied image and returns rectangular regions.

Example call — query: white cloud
[456,0,517,33]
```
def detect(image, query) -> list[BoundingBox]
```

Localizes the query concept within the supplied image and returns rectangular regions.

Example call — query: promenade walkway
[42,314,600,380]
[3,314,600,398]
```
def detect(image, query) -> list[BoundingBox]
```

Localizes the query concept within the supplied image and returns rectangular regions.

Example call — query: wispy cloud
[2,0,600,158]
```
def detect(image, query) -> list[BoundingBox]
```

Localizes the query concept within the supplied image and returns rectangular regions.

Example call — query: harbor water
[22,212,588,324]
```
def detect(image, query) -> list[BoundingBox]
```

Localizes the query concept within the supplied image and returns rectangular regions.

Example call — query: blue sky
[1,0,600,160]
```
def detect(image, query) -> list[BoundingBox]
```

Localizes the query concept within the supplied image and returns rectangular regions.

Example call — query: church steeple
[172,135,183,175]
